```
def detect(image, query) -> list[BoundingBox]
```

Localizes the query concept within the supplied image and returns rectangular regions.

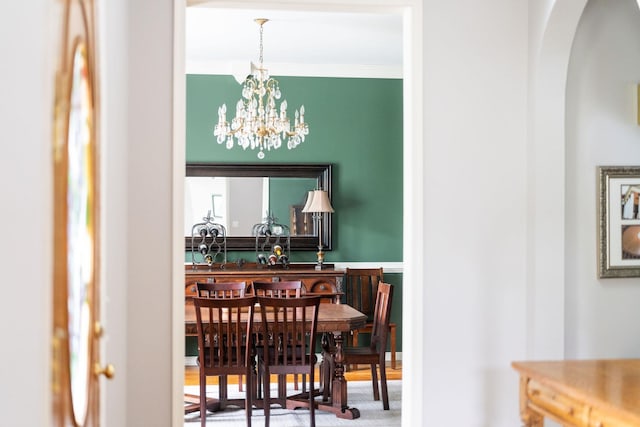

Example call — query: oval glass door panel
[67,43,94,426]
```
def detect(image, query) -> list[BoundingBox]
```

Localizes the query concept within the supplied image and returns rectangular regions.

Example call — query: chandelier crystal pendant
[214,18,309,159]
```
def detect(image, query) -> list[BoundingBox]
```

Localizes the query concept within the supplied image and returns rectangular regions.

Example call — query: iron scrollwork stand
[190,211,227,267]
[253,214,290,267]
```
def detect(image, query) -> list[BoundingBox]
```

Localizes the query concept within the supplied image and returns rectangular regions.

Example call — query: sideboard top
[185,262,342,276]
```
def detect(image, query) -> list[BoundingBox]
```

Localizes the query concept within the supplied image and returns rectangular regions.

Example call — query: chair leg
[263,368,271,427]
[245,370,252,427]
[219,375,228,409]
[278,374,287,406]
[200,373,207,427]
[370,364,380,401]
[350,330,359,370]
[309,368,316,427]
[238,374,243,392]
[257,361,263,399]
[390,324,397,370]
[379,359,390,410]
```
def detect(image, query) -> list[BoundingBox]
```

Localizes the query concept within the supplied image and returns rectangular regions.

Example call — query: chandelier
[213,18,309,159]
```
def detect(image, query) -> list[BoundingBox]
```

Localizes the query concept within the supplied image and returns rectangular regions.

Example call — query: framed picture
[598,166,640,278]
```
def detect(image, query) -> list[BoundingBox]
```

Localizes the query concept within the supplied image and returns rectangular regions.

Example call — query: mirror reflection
[184,176,317,237]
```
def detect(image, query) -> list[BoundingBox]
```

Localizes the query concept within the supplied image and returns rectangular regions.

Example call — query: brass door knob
[95,363,115,379]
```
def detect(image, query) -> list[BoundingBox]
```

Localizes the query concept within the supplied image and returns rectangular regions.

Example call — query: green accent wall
[187,74,403,262]
[185,74,404,354]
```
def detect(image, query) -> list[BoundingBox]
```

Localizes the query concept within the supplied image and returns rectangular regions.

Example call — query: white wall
[565,0,640,358]
[125,0,179,425]
[422,1,528,425]
[0,2,54,425]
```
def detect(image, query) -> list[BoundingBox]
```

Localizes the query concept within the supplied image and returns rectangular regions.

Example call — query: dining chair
[196,281,248,393]
[192,296,257,427]
[344,268,397,369]
[321,282,393,410]
[256,295,322,427]
[253,280,304,393]
[342,282,394,410]
[196,281,247,298]
[252,280,303,298]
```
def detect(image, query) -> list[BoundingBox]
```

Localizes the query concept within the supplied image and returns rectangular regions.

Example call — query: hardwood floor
[184,361,402,386]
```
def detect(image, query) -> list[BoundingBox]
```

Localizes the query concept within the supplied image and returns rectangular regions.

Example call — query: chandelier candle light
[302,190,334,270]
[214,18,309,159]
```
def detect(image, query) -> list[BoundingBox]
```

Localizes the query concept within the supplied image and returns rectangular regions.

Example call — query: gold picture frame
[598,166,640,278]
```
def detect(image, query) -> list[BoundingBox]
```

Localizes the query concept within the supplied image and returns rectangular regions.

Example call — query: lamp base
[315,246,325,270]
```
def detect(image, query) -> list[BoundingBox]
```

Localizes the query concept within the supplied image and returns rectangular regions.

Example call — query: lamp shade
[302,190,315,212]
[302,190,334,213]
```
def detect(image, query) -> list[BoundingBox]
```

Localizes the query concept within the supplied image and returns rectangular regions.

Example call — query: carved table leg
[330,331,360,419]
[320,332,334,402]
[286,331,360,419]
[519,376,543,427]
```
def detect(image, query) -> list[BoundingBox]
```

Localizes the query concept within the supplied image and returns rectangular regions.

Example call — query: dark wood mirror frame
[185,163,333,251]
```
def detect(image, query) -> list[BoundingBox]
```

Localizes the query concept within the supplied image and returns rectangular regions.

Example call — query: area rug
[184,380,401,427]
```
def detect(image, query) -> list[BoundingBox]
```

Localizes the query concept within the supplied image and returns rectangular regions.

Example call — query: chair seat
[351,321,397,369]
[258,346,316,364]
[343,347,380,365]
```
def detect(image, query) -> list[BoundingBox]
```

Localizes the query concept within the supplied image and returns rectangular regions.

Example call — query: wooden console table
[185,263,344,301]
[512,359,640,427]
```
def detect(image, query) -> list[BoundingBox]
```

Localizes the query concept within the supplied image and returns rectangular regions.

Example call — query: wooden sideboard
[185,263,344,301]
[512,359,640,427]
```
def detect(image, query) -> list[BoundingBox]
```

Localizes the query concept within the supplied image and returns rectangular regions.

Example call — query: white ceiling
[185,5,403,78]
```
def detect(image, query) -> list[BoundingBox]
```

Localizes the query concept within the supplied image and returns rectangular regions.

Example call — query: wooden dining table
[185,300,368,419]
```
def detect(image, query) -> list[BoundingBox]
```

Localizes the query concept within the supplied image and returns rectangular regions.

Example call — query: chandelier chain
[258,23,264,67]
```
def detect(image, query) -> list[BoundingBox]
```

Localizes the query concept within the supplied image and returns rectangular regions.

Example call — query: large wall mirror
[185,163,332,251]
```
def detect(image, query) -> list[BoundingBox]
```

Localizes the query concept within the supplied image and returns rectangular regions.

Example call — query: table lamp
[302,190,334,269]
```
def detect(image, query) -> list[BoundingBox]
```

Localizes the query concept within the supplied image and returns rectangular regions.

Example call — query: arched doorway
[526,0,588,359]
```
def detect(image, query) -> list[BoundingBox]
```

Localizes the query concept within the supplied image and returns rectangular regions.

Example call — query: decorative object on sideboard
[213,18,309,159]
[253,214,290,267]
[190,211,227,266]
[302,190,335,270]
